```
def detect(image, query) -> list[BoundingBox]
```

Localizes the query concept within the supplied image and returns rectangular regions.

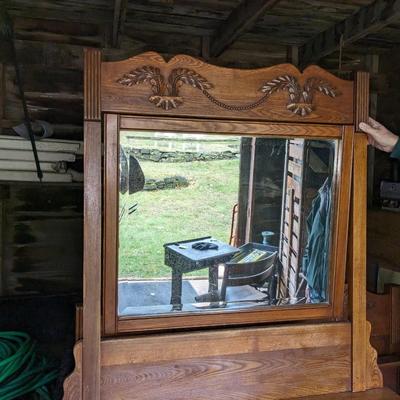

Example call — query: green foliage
[119,159,240,278]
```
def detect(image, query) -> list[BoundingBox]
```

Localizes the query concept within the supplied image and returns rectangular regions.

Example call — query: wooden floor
[297,388,400,399]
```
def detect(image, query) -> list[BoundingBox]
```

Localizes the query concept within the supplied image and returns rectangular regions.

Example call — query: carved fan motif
[261,75,340,116]
[117,67,213,110]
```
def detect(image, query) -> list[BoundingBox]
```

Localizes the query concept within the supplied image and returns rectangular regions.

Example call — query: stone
[175,176,189,187]
[125,147,240,163]
[144,183,157,191]
[150,154,162,161]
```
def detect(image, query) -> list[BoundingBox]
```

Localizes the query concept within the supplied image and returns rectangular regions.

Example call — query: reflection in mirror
[118,131,337,316]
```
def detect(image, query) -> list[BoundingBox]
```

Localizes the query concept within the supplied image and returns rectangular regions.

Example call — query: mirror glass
[118,131,337,316]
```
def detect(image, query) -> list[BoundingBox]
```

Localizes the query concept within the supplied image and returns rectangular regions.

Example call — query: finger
[368,117,382,129]
[359,122,377,135]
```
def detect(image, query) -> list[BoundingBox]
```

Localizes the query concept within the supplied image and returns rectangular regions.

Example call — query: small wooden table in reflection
[164,237,238,310]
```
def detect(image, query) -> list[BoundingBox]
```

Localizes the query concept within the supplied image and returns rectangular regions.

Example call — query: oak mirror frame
[84,50,368,336]
[104,117,351,335]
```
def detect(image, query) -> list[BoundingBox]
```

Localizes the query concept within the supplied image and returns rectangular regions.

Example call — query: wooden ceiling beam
[299,0,400,67]
[210,0,281,57]
[112,0,128,48]
[8,6,111,25]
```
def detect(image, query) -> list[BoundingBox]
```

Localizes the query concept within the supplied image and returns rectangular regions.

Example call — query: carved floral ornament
[116,66,341,116]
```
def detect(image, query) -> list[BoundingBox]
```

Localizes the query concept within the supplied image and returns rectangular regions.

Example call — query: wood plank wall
[0,183,83,296]
[280,139,304,299]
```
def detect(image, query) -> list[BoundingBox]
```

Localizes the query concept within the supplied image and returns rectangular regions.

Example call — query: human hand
[359,117,399,153]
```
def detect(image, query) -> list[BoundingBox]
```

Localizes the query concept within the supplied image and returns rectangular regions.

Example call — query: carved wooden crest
[261,76,340,116]
[117,67,340,116]
[117,66,213,110]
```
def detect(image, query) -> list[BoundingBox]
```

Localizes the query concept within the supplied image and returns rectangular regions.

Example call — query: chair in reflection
[220,243,278,303]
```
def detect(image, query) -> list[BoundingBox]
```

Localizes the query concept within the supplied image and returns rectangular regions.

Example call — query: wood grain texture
[107,322,351,365]
[331,126,354,319]
[355,71,370,133]
[101,52,354,124]
[296,388,400,399]
[350,72,383,392]
[120,116,343,138]
[101,115,351,333]
[103,114,119,336]
[366,321,384,389]
[117,301,332,334]
[63,322,351,400]
[85,50,364,399]
[84,48,101,121]
[349,132,367,392]
[349,133,382,392]
[82,120,102,400]
[98,349,347,400]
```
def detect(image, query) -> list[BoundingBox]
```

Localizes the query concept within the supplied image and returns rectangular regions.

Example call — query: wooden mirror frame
[97,51,359,336]
[104,116,352,335]
[73,48,380,399]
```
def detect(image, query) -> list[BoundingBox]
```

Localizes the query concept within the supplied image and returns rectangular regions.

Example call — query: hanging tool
[0,8,43,181]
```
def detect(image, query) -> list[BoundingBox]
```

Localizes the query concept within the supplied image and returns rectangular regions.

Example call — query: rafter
[0,64,4,135]
[210,0,281,57]
[300,0,400,67]
[112,0,128,48]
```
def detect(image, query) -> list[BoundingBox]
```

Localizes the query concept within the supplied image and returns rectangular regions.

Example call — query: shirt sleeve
[390,138,400,159]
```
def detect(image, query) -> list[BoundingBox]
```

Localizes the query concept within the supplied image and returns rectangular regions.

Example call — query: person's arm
[359,117,400,158]
[391,137,400,159]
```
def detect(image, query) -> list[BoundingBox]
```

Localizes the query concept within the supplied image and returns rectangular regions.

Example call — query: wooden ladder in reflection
[229,203,239,247]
